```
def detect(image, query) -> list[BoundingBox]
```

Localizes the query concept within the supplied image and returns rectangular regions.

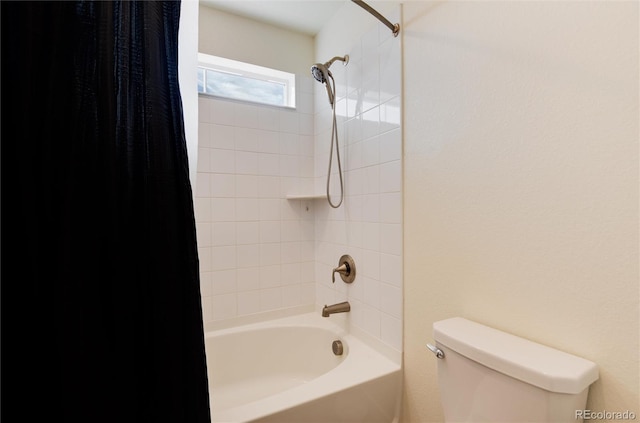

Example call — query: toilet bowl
[429,317,599,422]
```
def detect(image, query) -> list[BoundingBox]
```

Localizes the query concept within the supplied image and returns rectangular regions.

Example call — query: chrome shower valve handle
[332,255,356,284]
[332,263,349,283]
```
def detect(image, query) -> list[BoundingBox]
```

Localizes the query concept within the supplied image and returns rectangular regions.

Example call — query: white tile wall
[194,6,402,356]
[195,75,316,328]
[314,9,403,353]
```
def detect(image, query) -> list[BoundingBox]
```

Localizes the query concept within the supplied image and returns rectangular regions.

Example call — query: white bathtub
[205,312,402,423]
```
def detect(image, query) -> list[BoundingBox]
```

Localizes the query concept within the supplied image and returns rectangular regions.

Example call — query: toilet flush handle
[427,343,445,359]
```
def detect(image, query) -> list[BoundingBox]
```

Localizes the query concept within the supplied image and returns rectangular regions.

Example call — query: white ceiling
[200,0,345,36]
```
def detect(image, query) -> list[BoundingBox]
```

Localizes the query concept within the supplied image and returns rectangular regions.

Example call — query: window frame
[197,52,296,109]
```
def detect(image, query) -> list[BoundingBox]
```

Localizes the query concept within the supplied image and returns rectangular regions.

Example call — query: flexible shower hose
[326,73,344,208]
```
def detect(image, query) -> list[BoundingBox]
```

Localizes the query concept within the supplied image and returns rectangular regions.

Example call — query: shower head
[311,55,349,83]
[311,63,334,105]
[311,63,330,84]
[311,55,349,106]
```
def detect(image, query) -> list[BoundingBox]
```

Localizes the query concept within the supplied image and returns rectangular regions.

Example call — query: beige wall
[402,1,639,422]
[196,0,639,419]
[198,4,313,76]
[179,0,199,185]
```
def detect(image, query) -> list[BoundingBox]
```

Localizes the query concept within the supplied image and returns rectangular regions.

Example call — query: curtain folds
[2,2,211,421]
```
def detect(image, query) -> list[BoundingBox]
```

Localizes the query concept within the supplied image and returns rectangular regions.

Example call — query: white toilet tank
[432,317,599,423]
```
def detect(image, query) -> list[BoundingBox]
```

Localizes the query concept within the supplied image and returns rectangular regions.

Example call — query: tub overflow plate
[332,340,344,356]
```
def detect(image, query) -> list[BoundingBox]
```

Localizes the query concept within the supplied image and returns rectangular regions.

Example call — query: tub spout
[322,301,350,317]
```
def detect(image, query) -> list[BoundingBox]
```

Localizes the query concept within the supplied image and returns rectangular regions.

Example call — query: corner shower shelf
[285,194,326,200]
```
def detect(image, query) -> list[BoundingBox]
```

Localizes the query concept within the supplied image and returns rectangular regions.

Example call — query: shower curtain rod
[351,0,400,37]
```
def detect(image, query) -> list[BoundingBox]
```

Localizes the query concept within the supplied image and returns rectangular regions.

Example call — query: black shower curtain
[1,1,211,422]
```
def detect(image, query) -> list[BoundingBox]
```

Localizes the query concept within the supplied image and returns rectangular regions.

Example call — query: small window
[198,53,295,108]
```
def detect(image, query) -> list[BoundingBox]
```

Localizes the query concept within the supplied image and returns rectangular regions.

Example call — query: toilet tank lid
[433,317,599,394]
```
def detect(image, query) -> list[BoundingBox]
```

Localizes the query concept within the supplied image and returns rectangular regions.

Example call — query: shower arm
[325,56,349,68]
[351,0,400,38]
